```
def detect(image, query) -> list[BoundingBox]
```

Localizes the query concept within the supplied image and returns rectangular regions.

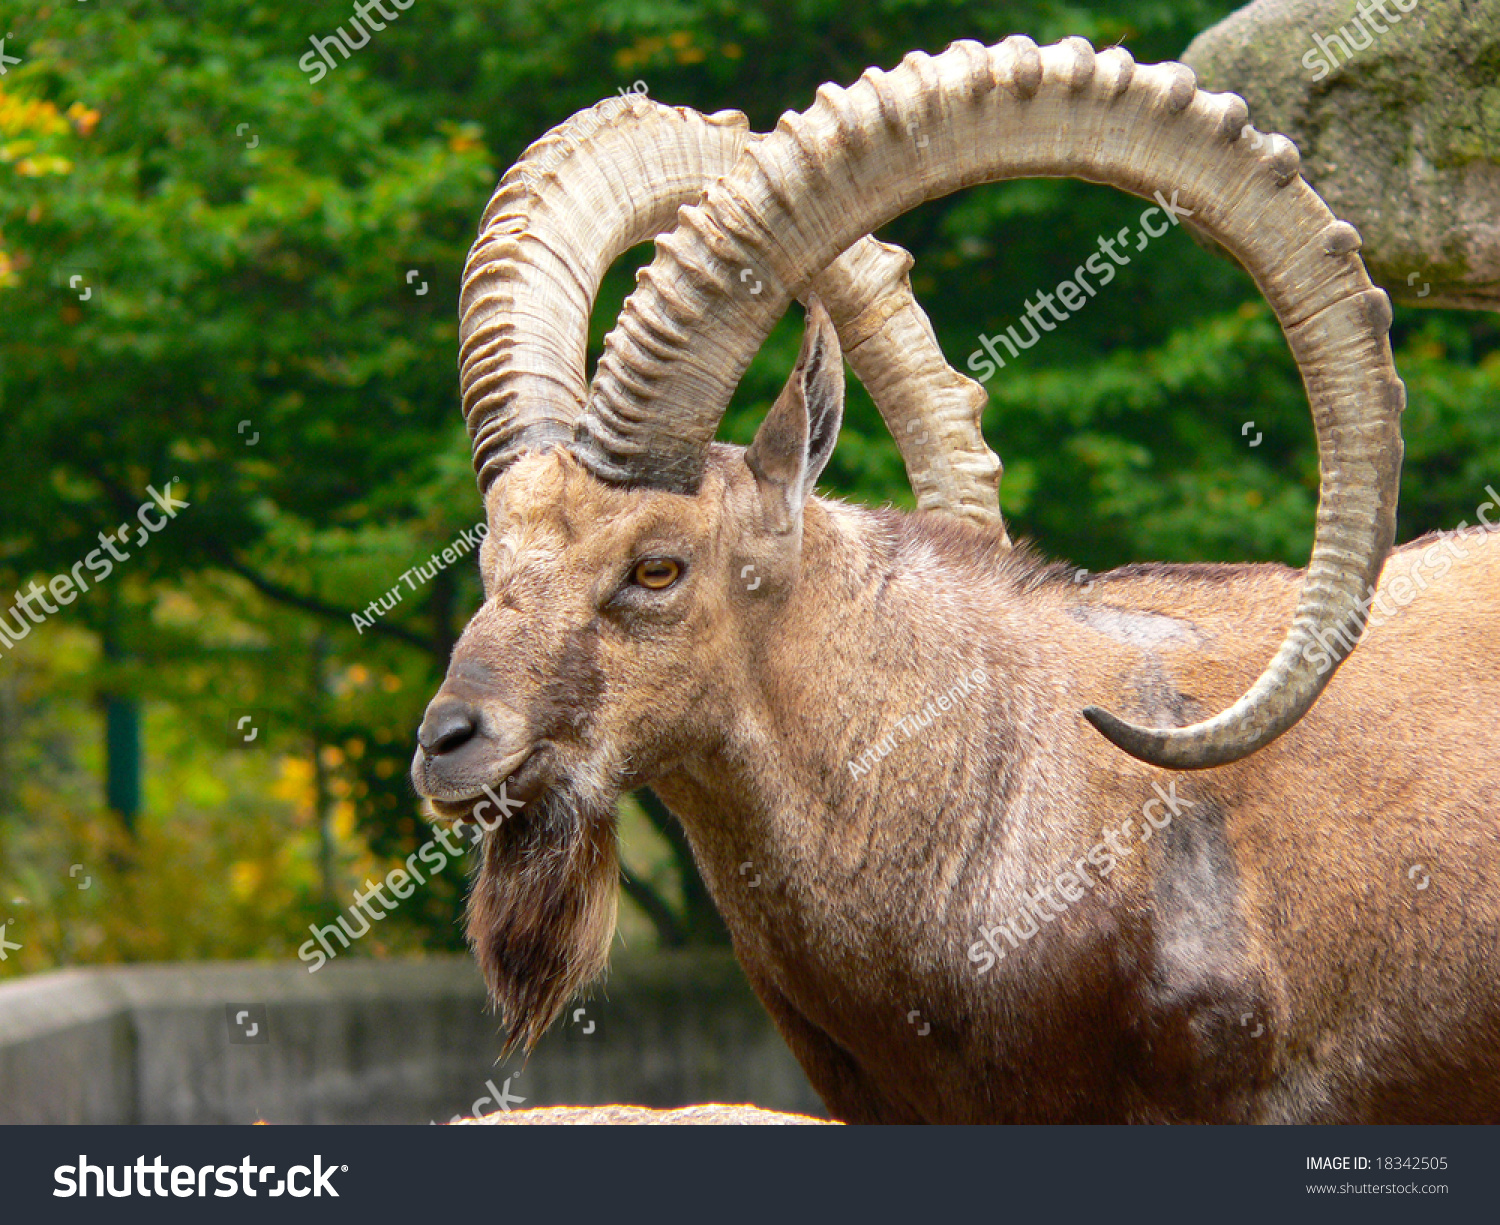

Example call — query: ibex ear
[745,296,844,534]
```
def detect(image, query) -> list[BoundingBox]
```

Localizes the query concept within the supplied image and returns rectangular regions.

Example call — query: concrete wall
[0,953,824,1124]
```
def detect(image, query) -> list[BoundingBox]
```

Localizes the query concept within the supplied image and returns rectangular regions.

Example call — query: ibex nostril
[418,699,480,756]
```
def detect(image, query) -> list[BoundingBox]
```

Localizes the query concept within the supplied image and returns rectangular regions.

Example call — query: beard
[463,782,619,1057]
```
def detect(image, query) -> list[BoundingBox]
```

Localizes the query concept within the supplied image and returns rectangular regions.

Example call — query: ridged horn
[461,94,1003,530]
[573,37,1405,769]
[815,239,1002,530]
[460,94,750,491]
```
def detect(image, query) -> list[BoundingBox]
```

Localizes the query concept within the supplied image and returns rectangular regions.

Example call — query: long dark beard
[464,785,619,1057]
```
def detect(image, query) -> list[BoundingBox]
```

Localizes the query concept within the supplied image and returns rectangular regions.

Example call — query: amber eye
[632,558,681,590]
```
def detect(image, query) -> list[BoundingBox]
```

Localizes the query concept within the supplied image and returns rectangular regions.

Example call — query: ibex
[411,38,1500,1123]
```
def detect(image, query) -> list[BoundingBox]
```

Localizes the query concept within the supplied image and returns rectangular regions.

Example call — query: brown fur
[413,325,1500,1122]
[465,786,619,1057]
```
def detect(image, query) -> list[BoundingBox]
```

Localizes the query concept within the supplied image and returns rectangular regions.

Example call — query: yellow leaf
[229,860,263,901]
[332,800,357,840]
[271,755,316,806]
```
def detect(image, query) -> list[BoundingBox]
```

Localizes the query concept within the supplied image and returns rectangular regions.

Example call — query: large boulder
[1184,0,1500,309]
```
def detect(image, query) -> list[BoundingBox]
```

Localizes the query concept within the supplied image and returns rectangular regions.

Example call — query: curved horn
[461,95,1002,528]
[460,94,749,491]
[815,239,1002,531]
[573,37,1404,769]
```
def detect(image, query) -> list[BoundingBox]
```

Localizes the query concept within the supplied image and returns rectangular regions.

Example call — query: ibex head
[411,37,1405,1053]
[412,310,843,1051]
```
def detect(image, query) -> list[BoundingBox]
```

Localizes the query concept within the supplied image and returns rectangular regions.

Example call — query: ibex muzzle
[413,667,528,805]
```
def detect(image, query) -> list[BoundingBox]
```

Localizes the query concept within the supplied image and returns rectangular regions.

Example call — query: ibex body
[413,37,1500,1122]
[426,395,1500,1123]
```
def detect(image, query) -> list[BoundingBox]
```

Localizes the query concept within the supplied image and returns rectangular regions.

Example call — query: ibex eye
[632,558,681,590]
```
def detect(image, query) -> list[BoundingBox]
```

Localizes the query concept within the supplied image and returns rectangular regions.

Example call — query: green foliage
[1,0,1496,974]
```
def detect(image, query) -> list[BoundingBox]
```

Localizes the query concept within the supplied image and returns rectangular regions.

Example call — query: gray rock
[1184,0,1500,309]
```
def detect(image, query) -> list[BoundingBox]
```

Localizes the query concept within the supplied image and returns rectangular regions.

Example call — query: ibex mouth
[422,749,557,831]
[416,737,553,806]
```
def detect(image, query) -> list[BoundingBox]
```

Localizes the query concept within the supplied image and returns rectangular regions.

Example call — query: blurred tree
[1,0,1495,969]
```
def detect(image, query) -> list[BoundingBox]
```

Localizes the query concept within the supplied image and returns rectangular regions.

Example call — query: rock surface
[458,1103,835,1125]
[1184,0,1500,309]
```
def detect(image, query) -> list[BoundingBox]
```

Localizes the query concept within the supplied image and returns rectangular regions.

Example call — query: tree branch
[209,549,437,654]
[81,465,442,655]
[637,788,730,945]
[619,862,686,948]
